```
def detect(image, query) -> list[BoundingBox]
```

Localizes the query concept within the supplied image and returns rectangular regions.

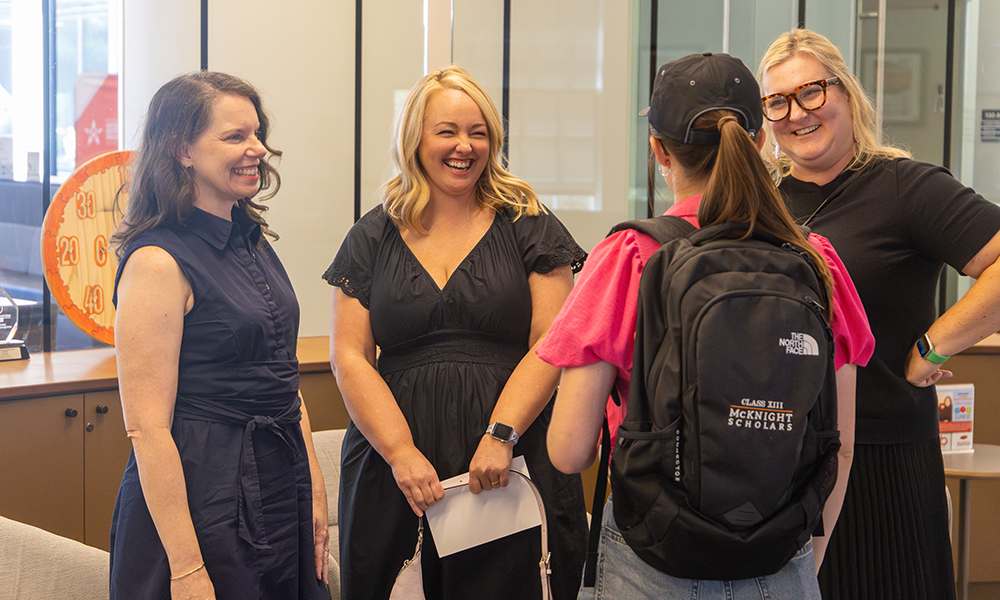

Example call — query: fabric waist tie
[376,329,526,375]
[174,377,302,551]
[176,358,299,400]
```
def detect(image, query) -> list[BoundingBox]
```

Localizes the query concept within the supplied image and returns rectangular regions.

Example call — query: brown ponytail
[657,110,834,318]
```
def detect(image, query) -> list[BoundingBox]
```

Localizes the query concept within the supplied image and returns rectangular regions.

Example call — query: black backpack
[583,216,839,584]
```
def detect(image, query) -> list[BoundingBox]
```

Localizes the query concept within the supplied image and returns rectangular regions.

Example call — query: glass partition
[358,0,424,216]
[0,0,119,352]
[855,0,947,166]
[948,0,1000,305]
[449,0,803,250]
[632,0,798,219]
[452,0,632,253]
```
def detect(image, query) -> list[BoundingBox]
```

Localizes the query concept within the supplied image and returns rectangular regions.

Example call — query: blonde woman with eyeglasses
[759,29,1000,600]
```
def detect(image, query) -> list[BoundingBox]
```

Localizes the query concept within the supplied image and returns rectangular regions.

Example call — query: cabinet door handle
[96,405,109,414]
[65,408,78,417]
[86,423,95,432]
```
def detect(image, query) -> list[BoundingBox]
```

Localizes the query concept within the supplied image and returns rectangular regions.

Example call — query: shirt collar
[665,193,702,219]
[185,205,262,251]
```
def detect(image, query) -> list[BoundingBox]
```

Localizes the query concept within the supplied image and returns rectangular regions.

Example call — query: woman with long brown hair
[541,52,874,598]
[110,72,328,600]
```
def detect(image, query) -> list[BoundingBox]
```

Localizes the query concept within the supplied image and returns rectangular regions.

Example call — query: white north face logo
[779,332,819,356]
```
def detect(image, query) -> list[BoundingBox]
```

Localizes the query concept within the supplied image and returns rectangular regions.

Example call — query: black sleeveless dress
[325,206,588,600]
[109,207,326,600]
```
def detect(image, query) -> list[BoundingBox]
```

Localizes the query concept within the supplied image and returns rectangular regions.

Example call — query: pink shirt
[538,194,875,445]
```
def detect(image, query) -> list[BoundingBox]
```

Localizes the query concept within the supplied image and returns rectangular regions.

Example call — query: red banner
[74,73,118,167]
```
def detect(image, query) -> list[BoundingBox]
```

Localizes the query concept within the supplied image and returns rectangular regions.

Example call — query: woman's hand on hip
[904,343,953,387]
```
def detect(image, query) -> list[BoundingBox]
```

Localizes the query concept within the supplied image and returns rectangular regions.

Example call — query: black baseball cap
[640,51,763,145]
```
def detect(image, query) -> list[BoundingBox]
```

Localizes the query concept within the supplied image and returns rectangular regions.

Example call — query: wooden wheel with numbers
[41,150,132,346]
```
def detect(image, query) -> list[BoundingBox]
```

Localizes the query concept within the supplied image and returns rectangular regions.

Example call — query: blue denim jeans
[579,497,822,600]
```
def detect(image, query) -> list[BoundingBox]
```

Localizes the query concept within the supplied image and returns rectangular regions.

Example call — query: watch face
[916,335,931,357]
[491,423,514,440]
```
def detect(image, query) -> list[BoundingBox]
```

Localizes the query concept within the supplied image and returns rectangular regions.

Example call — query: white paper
[424,456,542,557]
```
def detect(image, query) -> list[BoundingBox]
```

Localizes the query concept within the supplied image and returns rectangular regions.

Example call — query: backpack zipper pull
[781,242,806,255]
[805,295,835,354]
[804,295,825,316]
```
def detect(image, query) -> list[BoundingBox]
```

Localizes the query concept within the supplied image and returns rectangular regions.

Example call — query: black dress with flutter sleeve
[325,205,588,600]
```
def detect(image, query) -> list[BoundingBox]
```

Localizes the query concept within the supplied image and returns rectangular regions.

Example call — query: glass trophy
[0,282,29,361]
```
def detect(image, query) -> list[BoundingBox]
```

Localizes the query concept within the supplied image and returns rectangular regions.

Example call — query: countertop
[4,333,1000,401]
[0,336,333,400]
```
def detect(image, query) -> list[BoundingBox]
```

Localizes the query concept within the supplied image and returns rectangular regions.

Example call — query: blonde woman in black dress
[326,66,588,600]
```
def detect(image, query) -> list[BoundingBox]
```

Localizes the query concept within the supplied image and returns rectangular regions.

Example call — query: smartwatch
[486,422,519,444]
[916,333,950,365]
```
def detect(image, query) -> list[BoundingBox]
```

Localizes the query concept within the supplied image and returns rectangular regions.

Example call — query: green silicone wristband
[919,333,950,365]
[925,348,950,365]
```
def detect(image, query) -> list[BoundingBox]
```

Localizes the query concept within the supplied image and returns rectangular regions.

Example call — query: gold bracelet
[170,562,205,581]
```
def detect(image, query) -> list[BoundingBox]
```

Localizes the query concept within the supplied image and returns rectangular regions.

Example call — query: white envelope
[424,456,542,557]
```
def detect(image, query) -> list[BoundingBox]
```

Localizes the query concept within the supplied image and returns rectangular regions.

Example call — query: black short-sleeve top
[781,158,1000,443]
[323,204,586,352]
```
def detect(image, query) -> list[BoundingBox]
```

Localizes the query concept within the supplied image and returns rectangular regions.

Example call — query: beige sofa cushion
[0,516,109,600]
[313,428,347,600]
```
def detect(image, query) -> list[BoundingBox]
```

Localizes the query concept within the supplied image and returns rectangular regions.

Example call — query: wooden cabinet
[0,379,344,554]
[0,337,346,553]
[0,394,85,542]
[0,389,131,551]
[84,390,134,550]
[300,371,350,432]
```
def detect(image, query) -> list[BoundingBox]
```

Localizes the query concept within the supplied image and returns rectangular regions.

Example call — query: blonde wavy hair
[381,66,544,232]
[757,29,909,180]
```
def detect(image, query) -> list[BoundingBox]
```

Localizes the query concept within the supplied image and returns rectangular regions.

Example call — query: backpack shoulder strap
[688,221,813,249]
[687,221,789,247]
[607,215,696,245]
[582,417,613,589]
[688,223,833,327]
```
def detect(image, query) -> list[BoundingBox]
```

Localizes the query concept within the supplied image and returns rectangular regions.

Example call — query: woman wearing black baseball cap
[539,52,874,598]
